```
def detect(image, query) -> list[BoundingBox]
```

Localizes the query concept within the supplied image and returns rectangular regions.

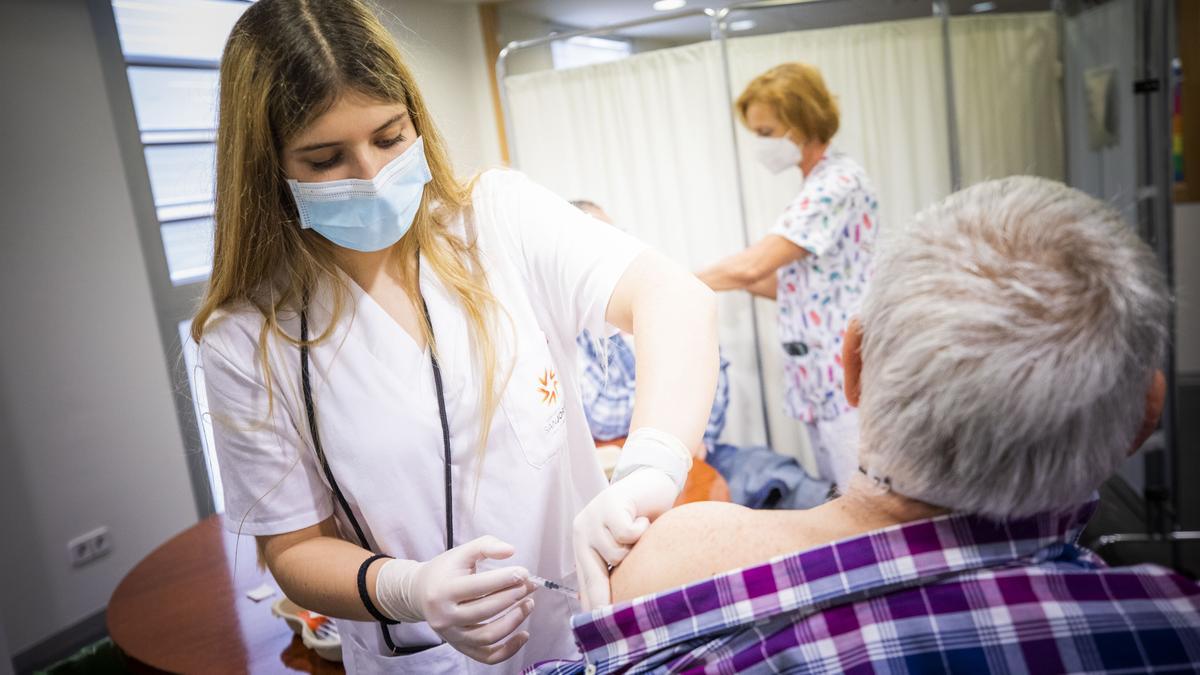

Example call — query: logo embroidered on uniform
[537,369,560,406]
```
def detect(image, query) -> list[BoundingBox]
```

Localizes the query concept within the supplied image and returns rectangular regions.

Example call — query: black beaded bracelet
[358,553,402,626]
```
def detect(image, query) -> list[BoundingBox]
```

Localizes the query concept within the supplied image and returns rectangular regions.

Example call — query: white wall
[1176,203,1200,376]
[0,0,200,657]
[376,0,503,174]
[497,9,557,78]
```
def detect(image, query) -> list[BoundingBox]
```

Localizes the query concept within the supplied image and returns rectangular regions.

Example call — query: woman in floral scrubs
[699,62,878,490]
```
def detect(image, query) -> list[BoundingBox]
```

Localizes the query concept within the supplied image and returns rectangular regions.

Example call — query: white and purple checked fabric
[530,501,1200,674]
[576,331,730,452]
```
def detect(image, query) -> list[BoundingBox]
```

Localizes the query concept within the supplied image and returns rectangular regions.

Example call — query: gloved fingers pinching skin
[573,468,680,610]
[611,515,650,546]
[593,522,634,566]
[574,539,612,612]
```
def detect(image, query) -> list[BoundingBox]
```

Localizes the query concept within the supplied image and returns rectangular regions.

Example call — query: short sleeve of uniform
[200,315,333,536]
[769,174,857,258]
[474,170,647,342]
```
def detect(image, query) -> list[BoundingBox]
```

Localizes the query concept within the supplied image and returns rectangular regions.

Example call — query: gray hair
[858,176,1169,518]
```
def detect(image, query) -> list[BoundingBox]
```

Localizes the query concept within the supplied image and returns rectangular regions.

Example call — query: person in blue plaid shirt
[575,329,729,453]
[571,201,832,509]
[535,178,1200,674]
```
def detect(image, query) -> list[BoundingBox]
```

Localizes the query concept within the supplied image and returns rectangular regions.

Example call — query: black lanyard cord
[298,279,454,654]
[299,308,374,551]
[424,294,455,551]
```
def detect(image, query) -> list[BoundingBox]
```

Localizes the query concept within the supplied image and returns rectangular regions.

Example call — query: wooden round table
[109,464,728,673]
[107,515,344,674]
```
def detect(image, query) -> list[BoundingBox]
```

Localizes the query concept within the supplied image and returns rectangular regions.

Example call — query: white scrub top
[200,169,646,674]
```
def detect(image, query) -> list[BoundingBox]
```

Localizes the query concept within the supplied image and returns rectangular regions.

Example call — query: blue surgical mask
[287,136,432,252]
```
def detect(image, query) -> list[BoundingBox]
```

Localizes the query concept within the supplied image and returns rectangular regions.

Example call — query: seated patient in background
[534,178,1200,674]
[570,199,831,509]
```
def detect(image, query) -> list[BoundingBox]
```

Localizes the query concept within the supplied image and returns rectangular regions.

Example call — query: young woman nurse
[192,1,718,672]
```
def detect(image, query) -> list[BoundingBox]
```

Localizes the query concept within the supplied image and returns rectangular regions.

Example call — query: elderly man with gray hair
[532,177,1200,675]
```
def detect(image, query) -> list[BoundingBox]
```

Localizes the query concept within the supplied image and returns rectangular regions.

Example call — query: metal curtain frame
[499,0,1190,562]
[496,0,967,194]
[496,7,719,169]
[493,0,969,450]
[713,1,1187,558]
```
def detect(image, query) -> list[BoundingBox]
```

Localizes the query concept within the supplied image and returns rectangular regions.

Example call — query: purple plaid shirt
[530,501,1200,674]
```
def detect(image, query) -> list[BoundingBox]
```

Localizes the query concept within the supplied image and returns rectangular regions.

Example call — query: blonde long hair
[192,0,508,456]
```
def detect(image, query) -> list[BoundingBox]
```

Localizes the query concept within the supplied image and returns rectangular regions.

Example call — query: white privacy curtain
[951,12,1064,186]
[504,41,775,458]
[503,12,1063,468]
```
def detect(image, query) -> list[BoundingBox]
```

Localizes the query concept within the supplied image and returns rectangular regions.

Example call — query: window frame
[88,0,254,518]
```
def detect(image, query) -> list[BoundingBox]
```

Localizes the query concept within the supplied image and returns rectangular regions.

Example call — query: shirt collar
[571,500,1099,669]
[805,145,843,178]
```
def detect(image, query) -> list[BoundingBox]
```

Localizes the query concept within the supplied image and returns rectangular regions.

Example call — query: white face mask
[751,134,803,174]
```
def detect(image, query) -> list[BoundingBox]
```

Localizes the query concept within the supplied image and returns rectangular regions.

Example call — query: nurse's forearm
[747,273,778,299]
[696,254,765,291]
[260,523,389,622]
[607,251,719,454]
[698,235,809,292]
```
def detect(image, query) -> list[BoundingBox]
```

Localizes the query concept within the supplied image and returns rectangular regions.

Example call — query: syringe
[528,574,578,598]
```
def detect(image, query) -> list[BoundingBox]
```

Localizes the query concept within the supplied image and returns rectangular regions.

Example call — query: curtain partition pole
[712,7,775,450]
[934,0,964,191]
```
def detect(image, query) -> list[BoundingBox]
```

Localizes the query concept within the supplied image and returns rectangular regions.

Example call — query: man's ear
[1129,370,1166,456]
[843,317,863,408]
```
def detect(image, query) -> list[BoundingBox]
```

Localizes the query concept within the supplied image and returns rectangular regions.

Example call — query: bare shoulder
[611,502,747,603]
[611,502,818,604]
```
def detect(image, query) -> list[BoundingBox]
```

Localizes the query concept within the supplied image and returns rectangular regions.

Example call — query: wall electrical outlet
[67,526,111,567]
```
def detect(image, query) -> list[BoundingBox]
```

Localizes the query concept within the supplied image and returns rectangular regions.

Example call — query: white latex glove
[375,536,537,665]
[573,467,679,610]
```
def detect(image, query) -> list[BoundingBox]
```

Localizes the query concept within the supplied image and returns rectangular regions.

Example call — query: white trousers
[804,409,860,492]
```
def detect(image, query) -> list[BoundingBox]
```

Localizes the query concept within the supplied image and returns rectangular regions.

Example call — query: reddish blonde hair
[736,62,839,143]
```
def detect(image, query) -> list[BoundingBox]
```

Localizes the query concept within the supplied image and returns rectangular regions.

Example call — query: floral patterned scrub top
[771,149,878,423]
